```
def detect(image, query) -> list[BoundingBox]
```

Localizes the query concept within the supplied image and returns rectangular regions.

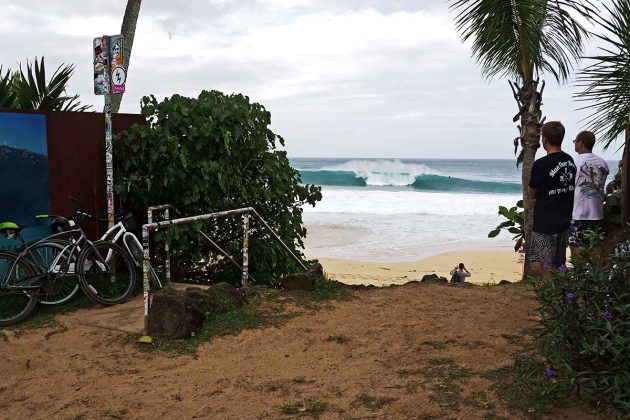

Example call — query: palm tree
[449,0,594,274]
[111,0,142,113]
[575,0,630,225]
[575,0,630,148]
[0,57,89,111]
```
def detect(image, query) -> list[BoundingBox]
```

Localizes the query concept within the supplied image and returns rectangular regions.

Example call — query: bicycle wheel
[78,241,136,305]
[26,241,80,306]
[0,251,38,326]
[123,233,163,290]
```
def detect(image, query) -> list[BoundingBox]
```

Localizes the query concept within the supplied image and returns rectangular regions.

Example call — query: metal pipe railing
[141,206,307,335]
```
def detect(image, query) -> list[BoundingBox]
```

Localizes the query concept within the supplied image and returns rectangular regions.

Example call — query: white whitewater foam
[305,187,521,216]
[321,159,439,186]
[302,186,521,261]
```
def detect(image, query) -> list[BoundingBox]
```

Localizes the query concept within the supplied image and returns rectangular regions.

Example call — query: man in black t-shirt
[528,121,576,272]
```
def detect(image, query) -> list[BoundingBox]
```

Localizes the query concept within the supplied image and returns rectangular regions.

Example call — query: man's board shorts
[530,229,570,267]
[569,220,603,248]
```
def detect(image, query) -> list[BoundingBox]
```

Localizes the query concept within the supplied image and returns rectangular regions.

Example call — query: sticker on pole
[93,37,108,95]
[108,35,126,94]
[111,66,126,93]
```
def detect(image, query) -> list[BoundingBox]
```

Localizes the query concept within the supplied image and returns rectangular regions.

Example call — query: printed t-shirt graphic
[529,151,576,234]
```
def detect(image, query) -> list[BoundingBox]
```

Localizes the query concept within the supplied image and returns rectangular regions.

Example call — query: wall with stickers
[0,109,144,250]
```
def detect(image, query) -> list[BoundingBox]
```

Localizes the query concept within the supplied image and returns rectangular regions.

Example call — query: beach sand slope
[0,282,599,419]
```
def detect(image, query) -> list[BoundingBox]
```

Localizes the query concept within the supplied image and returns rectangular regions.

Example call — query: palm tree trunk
[111,0,142,114]
[517,80,542,277]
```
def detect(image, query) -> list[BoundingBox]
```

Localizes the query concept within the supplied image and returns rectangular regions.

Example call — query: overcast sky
[0,0,623,160]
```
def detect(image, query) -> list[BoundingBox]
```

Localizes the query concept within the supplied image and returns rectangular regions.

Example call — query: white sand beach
[317,249,524,286]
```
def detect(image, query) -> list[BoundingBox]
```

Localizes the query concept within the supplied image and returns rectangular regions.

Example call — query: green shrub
[488,200,524,251]
[114,91,321,285]
[526,235,630,412]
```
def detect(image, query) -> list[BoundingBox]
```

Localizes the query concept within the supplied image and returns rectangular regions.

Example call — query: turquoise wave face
[298,169,520,194]
[299,170,368,186]
[410,174,520,193]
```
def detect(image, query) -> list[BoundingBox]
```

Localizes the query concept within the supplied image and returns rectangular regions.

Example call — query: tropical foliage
[449,0,594,272]
[576,0,630,148]
[518,235,630,413]
[114,90,322,285]
[0,57,89,111]
[488,200,524,251]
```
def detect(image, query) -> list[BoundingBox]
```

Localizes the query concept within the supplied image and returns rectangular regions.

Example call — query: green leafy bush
[525,236,630,413]
[488,200,524,251]
[114,90,321,285]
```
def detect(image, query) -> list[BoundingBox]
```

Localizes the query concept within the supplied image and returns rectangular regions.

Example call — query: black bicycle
[0,214,136,326]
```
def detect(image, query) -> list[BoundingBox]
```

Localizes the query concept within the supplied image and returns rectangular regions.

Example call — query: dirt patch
[0,283,600,419]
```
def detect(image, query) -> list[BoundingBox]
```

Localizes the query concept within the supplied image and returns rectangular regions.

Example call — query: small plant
[488,200,524,251]
[279,400,327,418]
[351,394,397,411]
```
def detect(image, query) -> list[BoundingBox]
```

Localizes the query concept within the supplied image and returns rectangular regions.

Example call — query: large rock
[148,287,204,339]
[186,282,247,313]
[148,283,249,339]
[280,263,324,291]
[420,274,448,285]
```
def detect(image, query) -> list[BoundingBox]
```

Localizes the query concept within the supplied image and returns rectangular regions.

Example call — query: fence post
[242,213,250,287]
[142,225,150,335]
[164,208,171,284]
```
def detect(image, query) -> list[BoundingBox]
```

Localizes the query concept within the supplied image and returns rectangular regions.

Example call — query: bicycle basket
[120,212,138,231]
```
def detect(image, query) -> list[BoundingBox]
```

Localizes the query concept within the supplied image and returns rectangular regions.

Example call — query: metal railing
[141,206,307,334]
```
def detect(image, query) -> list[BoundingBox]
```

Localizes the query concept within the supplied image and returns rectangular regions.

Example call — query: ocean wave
[298,169,520,194]
[304,188,521,216]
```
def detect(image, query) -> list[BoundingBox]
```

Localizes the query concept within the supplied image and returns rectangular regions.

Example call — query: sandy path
[0,283,598,419]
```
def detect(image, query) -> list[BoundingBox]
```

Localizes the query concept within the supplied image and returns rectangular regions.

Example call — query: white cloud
[0,0,623,160]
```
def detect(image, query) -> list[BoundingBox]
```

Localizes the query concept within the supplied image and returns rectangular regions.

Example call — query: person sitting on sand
[450,263,471,284]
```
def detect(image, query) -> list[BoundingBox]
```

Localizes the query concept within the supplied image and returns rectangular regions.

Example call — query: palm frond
[575,0,630,149]
[10,57,90,111]
[449,0,595,82]
[0,66,17,108]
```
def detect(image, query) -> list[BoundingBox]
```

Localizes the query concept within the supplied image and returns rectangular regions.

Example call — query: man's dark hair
[458,263,464,269]
[576,130,596,150]
[541,121,565,147]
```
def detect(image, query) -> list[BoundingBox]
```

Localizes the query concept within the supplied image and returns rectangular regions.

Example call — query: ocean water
[292,158,524,262]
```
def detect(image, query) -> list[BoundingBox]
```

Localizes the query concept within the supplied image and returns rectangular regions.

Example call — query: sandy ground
[0,279,600,419]
[318,250,524,287]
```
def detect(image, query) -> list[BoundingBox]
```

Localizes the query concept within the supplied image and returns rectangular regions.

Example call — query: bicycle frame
[100,221,142,266]
[1,228,101,290]
[101,221,126,243]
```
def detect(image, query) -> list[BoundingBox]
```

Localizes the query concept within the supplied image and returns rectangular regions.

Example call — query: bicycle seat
[51,216,75,232]
[0,222,20,238]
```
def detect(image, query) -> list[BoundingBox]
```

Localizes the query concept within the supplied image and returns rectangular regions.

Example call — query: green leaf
[488,229,501,238]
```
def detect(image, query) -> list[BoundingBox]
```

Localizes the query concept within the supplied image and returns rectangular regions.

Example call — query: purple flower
[602,310,613,320]
[566,292,574,299]
[546,367,554,379]
[543,263,550,270]
[558,264,567,272]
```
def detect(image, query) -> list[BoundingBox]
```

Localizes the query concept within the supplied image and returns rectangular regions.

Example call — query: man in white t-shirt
[570,130,609,257]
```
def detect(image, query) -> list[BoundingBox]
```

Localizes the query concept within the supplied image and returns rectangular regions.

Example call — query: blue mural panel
[0,112,51,251]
